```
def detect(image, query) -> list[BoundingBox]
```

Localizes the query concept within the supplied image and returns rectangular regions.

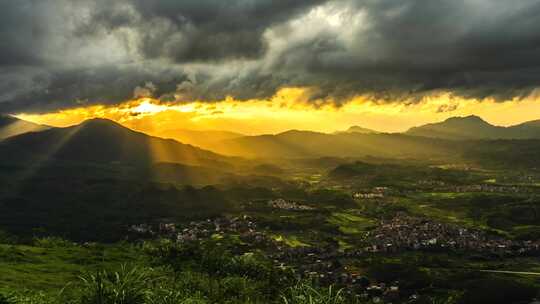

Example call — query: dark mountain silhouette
[406,115,540,140]
[1,118,231,167]
[0,119,288,241]
[0,115,49,140]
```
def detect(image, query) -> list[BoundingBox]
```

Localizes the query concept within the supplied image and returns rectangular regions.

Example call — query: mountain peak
[444,115,487,124]
[404,115,540,140]
[345,125,378,134]
[277,129,324,136]
[4,117,228,166]
[80,118,124,127]
[77,118,133,134]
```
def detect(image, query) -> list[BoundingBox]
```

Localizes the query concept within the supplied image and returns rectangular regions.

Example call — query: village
[267,198,315,211]
[352,184,534,199]
[128,197,540,303]
[436,184,531,194]
[365,213,540,255]
[129,215,406,302]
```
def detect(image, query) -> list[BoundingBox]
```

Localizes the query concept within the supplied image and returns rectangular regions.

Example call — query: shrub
[281,283,349,304]
[32,236,77,248]
[146,287,206,304]
[0,293,10,304]
[0,231,17,244]
[77,265,155,304]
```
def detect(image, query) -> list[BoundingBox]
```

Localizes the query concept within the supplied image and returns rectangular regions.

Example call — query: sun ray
[12,124,83,192]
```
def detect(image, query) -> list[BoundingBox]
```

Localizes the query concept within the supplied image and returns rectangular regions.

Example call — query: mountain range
[162,116,540,157]
[405,115,540,140]
[2,115,540,169]
[210,129,453,159]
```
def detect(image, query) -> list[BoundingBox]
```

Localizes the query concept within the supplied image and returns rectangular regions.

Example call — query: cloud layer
[1,0,540,113]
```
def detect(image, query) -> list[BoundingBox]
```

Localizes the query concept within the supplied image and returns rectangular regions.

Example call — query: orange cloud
[15,87,540,139]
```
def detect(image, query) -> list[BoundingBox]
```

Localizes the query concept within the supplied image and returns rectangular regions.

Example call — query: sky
[2,0,540,134]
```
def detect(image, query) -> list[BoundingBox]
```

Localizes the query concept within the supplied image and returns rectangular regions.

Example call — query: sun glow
[16,87,540,140]
[130,99,167,114]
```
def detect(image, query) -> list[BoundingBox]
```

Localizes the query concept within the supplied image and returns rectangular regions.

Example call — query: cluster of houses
[129,216,276,247]
[175,216,273,245]
[128,213,540,302]
[128,222,177,236]
[417,180,447,187]
[450,184,529,193]
[365,214,540,255]
[267,198,315,211]
[420,183,530,193]
[353,192,384,199]
[353,187,391,199]
[130,216,406,302]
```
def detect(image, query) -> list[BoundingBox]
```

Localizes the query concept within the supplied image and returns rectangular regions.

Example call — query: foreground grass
[0,241,140,290]
[1,231,540,303]
[0,239,367,304]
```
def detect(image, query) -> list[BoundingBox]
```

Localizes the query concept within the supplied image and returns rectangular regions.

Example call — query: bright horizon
[16,87,540,136]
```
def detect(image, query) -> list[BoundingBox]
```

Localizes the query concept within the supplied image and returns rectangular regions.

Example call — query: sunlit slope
[0,115,49,140]
[155,128,244,150]
[212,130,454,159]
[207,128,540,169]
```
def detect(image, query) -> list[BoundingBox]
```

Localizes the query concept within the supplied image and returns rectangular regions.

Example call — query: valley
[0,116,540,303]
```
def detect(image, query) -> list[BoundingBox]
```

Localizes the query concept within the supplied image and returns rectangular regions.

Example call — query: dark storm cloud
[0,1,50,67]
[1,0,540,113]
[269,0,540,102]
[0,64,196,113]
[75,0,328,62]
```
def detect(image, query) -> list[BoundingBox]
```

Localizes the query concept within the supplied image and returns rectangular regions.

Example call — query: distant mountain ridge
[406,115,540,140]
[340,125,379,134]
[2,115,540,170]
[156,128,244,150]
[211,130,453,159]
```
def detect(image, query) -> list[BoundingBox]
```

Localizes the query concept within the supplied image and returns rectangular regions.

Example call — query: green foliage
[77,265,154,304]
[145,287,206,304]
[281,283,352,304]
[328,161,478,187]
[0,293,10,304]
[0,231,17,244]
[0,179,235,241]
[144,239,296,298]
[308,189,356,208]
[33,236,77,248]
[0,290,59,304]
